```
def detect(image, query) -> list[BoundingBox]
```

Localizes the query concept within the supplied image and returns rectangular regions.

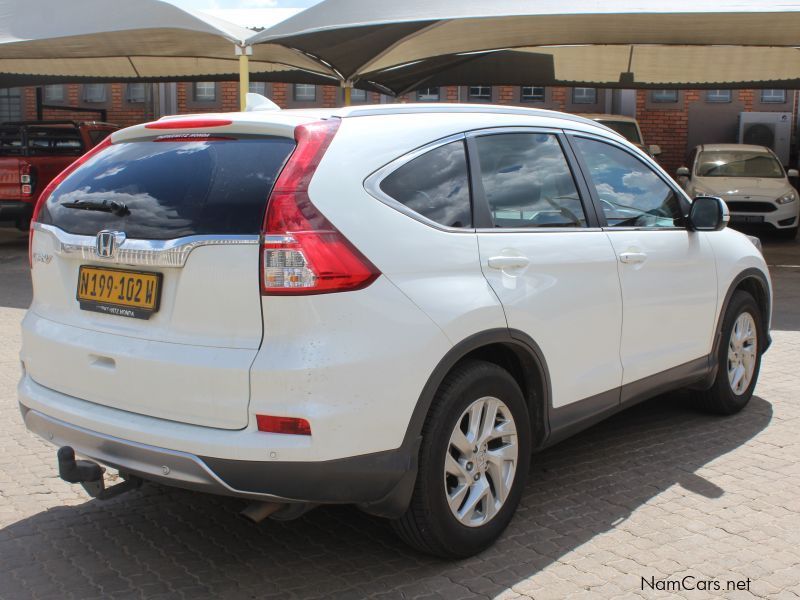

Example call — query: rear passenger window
[380,140,472,228]
[474,133,586,228]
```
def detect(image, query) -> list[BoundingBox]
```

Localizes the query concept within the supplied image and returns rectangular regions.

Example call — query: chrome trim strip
[24,407,293,502]
[33,222,260,268]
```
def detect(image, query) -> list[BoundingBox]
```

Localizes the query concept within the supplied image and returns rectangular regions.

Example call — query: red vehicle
[0,121,118,229]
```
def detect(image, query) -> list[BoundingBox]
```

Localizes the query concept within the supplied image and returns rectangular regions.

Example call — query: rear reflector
[256,415,312,436]
[144,118,233,130]
[261,119,380,295]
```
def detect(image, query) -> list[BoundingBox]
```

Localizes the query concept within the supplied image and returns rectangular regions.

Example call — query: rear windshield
[39,137,296,239]
[0,126,23,155]
[26,126,84,156]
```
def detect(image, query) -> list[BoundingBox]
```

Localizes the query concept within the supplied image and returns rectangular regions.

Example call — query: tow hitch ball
[57,446,142,500]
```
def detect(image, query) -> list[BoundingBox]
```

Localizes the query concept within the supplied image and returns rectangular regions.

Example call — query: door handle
[618,251,648,265]
[487,256,530,270]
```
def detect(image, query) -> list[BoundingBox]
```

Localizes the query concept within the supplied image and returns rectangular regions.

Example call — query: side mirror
[788,168,799,178]
[649,144,662,157]
[688,196,729,232]
[676,166,690,177]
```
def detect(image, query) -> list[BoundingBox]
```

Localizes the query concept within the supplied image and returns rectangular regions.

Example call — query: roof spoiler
[245,93,281,112]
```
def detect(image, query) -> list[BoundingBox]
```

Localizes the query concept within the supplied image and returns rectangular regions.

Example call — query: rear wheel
[695,291,763,415]
[392,360,531,558]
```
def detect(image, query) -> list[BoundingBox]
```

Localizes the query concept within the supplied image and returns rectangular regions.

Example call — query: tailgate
[26,131,295,429]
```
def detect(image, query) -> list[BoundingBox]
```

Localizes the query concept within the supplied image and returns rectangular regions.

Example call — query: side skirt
[544,355,711,448]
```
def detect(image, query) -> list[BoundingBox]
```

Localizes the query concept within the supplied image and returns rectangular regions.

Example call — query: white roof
[699,144,773,153]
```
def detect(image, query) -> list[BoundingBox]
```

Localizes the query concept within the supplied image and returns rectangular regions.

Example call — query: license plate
[730,215,764,224]
[77,266,162,320]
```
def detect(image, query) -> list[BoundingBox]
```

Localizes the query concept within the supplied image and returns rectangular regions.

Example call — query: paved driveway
[1,226,799,599]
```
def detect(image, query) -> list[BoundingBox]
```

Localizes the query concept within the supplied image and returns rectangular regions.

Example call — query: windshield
[696,150,784,178]
[597,121,642,145]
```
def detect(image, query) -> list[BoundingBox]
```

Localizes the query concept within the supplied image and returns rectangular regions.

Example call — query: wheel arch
[714,268,772,359]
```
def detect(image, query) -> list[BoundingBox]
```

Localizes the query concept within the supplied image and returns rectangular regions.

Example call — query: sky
[162,0,322,27]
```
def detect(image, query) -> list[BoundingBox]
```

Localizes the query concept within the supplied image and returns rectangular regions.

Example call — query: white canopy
[250,0,800,90]
[0,0,335,85]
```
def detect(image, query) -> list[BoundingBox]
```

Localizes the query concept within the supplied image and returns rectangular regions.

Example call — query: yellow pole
[344,85,352,106]
[239,52,250,111]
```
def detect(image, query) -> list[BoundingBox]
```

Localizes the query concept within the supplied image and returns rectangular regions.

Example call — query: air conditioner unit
[739,112,792,166]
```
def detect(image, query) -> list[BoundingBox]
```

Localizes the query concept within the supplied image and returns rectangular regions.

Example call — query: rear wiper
[61,199,130,217]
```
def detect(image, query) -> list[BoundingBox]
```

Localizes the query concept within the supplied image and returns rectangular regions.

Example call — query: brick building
[1,82,796,175]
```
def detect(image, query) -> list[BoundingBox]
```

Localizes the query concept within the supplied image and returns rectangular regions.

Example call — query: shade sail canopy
[249,0,800,89]
[0,0,337,86]
[368,46,800,95]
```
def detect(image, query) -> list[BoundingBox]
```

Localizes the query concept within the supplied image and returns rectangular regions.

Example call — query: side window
[474,133,586,228]
[573,137,683,228]
[380,140,471,228]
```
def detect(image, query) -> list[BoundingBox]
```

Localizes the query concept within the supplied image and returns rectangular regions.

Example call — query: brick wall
[636,90,698,175]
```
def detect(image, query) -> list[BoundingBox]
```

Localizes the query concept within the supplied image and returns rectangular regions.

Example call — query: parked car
[0,120,118,229]
[20,103,771,558]
[678,144,800,239]
[581,113,661,157]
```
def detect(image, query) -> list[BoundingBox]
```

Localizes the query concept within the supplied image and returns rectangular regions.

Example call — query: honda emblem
[95,230,125,258]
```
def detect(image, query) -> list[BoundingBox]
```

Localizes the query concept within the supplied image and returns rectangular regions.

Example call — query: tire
[392,360,531,558]
[776,226,798,240]
[695,290,763,415]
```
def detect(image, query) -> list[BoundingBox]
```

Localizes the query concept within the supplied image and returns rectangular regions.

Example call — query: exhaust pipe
[240,501,285,523]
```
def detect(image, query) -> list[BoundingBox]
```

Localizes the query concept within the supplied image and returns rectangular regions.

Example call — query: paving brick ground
[1,226,799,599]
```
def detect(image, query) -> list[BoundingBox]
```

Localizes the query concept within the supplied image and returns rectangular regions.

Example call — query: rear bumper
[0,200,32,220]
[18,375,418,516]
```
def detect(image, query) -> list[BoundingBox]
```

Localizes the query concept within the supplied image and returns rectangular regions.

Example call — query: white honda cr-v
[19,102,771,558]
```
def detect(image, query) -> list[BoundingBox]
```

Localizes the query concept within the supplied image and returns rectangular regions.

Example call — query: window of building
[572,136,683,228]
[0,88,22,122]
[294,84,316,102]
[572,88,597,104]
[521,86,546,102]
[44,85,65,103]
[469,86,492,100]
[706,90,732,103]
[417,87,440,102]
[126,83,146,103]
[650,89,679,103]
[379,140,472,228]
[193,82,216,102]
[761,89,787,103]
[82,84,107,103]
[248,82,267,95]
[350,88,367,102]
[474,133,586,228]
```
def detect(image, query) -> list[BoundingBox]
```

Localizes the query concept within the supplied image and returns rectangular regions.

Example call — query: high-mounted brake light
[256,414,312,436]
[261,119,380,295]
[29,136,113,267]
[144,118,233,130]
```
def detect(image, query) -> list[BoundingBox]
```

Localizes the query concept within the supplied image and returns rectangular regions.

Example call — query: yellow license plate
[77,266,162,320]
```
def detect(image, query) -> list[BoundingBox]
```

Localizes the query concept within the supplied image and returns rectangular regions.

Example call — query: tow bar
[57,446,142,500]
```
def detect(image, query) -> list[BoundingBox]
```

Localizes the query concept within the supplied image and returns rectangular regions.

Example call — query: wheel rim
[727,312,758,396]
[443,396,518,528]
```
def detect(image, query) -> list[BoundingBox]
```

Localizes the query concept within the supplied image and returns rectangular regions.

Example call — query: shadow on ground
[0,395,772,599]
[0,227,30,310]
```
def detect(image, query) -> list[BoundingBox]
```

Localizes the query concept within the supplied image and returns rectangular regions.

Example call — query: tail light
[19,163,33,197]
[260,119,380,295]
[29,136,114,267]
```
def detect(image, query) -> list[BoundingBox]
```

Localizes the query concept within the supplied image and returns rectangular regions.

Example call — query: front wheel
[392,360,531,558]
[776,225,798,241]
[695,290,763,415]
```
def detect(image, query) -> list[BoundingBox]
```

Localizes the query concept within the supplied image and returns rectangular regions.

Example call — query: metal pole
[342,80,352,106]
[35,87,43,120]
[236,44,252,111]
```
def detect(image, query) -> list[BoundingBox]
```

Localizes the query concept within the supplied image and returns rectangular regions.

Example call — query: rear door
[26,130,295,429]
[471,129,624,412]
[568,134,718,386]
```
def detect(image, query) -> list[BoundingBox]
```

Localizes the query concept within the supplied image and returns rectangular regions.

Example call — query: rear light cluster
[260,119,380,295]
[19,163,34,197]
[29,136,114,267]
